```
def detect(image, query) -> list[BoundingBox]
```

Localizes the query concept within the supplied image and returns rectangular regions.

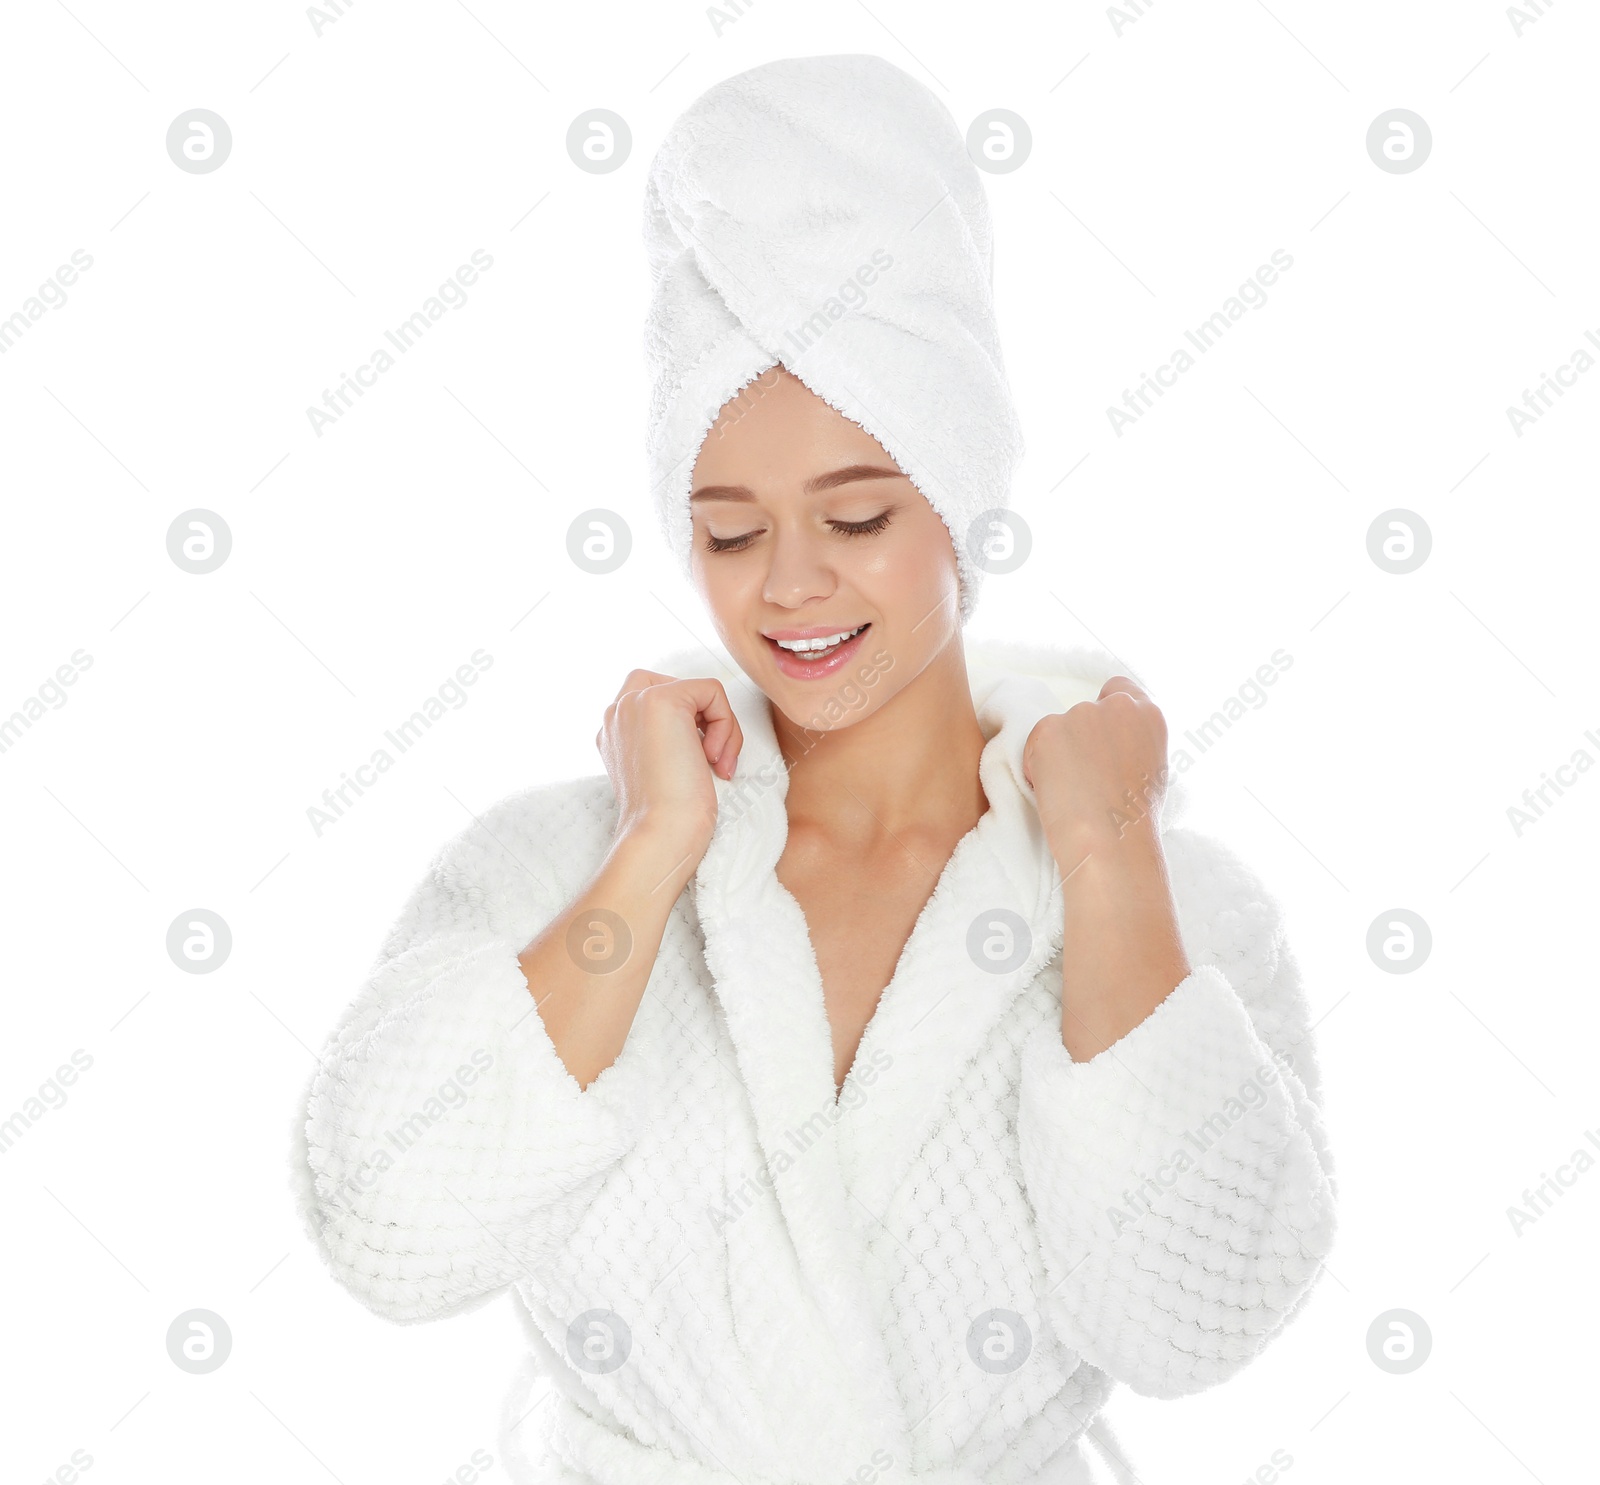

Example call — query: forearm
[1054,822,1190,1061]
[519,824,698,1089]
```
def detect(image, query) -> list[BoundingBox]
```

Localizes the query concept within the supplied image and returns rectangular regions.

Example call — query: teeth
[774,625,865,653]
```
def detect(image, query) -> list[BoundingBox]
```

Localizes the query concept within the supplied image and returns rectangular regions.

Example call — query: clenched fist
[1021,676,1170,868]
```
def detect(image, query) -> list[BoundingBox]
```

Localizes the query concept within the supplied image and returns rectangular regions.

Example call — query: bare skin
[521,363,1190,1091]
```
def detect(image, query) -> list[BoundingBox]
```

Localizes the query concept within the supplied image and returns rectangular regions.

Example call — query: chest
[775,830,961,1096]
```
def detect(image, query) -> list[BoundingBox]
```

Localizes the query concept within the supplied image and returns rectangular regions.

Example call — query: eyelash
[704,510,892,554]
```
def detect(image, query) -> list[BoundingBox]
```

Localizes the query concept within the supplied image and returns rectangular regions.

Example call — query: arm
[1018,826,1336,1398]
[292,786,676,1323]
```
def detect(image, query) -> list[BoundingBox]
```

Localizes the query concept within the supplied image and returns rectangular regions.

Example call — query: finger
[615,668,674,702]
[1098,674,1149,703]
[670,678,742,776]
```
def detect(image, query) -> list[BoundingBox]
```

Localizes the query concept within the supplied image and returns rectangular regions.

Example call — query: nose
[761,525,837,609]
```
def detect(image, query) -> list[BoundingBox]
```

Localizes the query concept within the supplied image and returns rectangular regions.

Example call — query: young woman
[294,54,1335,1485]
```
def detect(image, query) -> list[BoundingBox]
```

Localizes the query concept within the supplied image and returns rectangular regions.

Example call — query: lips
[763,623,871,681]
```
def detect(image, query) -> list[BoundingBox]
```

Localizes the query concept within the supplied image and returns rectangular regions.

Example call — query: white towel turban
[641,52,1026,625]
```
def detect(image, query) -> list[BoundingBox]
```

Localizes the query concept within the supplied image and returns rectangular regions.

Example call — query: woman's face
[688,364,962,730]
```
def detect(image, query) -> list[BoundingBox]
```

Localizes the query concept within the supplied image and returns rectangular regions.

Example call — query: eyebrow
[689,463,907,504]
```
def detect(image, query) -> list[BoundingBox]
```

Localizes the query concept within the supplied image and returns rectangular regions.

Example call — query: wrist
[1048,813,1165,883]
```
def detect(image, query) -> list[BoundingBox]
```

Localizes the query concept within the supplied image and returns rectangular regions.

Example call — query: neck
[769,639,990,841]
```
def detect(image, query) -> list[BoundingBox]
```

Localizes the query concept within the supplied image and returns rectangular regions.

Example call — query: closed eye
[704,509,894,554]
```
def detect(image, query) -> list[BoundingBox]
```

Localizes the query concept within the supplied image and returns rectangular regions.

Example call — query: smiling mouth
[767,623,868,656]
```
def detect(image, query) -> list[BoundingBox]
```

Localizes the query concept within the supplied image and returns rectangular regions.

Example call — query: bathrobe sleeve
[1016,826,1337,1399]
[293,784,658,1324]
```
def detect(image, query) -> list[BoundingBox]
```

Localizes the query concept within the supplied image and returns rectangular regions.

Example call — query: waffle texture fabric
[291,638,1337,1485]
[641,53,1026,626]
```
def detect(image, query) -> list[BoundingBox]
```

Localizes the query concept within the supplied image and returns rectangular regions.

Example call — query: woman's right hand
[596,671,745,865]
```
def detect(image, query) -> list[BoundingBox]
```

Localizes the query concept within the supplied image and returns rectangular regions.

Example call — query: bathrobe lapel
[687,647,1113,1452]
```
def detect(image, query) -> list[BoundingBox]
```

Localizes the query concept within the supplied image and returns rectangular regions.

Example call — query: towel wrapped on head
[641,52,1026,624]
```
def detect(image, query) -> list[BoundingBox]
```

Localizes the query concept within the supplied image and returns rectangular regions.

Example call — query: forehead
[692,366,899,492]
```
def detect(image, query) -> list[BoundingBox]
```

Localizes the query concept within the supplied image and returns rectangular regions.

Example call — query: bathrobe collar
[645,635,1187,1457]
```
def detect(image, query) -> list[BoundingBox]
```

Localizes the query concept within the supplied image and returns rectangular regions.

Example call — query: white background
[2,2,1596,1483]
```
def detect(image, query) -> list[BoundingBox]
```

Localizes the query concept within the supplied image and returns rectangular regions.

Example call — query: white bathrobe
[290,638,1337,1485]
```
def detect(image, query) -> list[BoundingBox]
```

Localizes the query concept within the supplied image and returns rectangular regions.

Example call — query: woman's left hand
[1022,676,1170,870]
[1024,676,1191,1059]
